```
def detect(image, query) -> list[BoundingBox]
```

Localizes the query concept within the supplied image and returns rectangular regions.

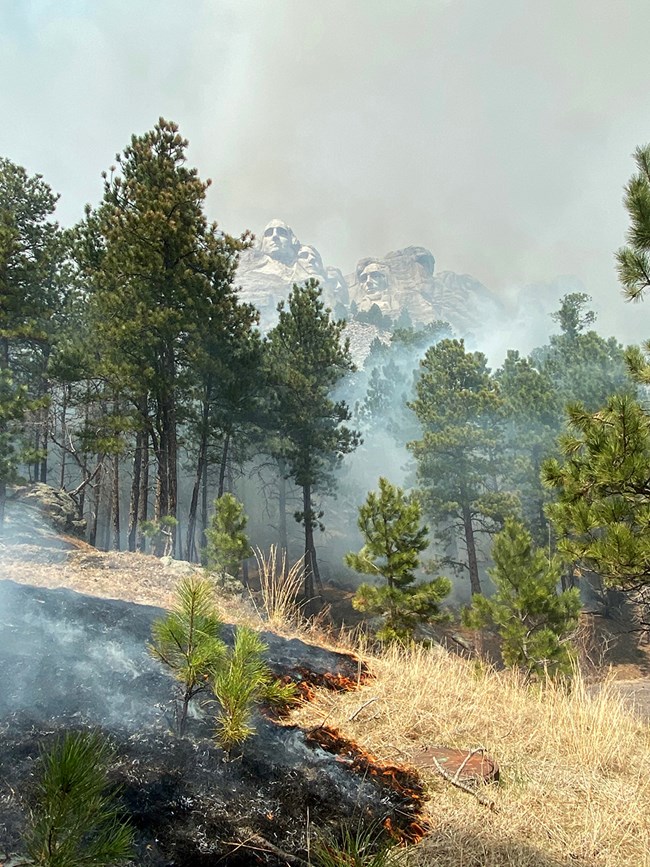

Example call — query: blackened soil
[0,580,423,865]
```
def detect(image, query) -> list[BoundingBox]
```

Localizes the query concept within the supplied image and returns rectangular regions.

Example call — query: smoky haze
[2,1,650,347]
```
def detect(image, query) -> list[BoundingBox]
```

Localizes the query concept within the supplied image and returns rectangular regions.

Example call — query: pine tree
[203,493,252,581]
[543,394,650,594]
[530,294,631,411]
[346,477,451,642]
[616,143,650,303]
[84,119,247,551]
[266,280,360,612]
[408,338,518,595]
[149,576,226,734]
[496,350,559,545]
[25,731,134,867]
[0,157,63,519]
[464,518,580,677]
[212,626,296,754]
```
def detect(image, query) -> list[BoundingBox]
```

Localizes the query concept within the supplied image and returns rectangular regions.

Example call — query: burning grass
[2,539,650,865]
[290,643,650,867]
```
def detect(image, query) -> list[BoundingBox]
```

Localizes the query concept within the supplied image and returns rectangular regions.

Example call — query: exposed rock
[237,219,348,328]
[15,483,86,537]
[237,221,504,342]
[343,319,392,367]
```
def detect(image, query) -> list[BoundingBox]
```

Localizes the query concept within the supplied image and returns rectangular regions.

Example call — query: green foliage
[496,349,559,544]
[265,280,360,603]
[311,820,404,867]
[530,294,631,411]
[25,730,134,867]
[616,143,650,302]
[82,118,249,530]
[203,493,252,579]
[346,477,451,641]
[140,515,179,557]
[544,394,650,592]
[464,518,580,677]
[266,280,360,494]
[408,338,518,595]
[149,577,226,734]
[550,292,596,339]
[212,626,297,753]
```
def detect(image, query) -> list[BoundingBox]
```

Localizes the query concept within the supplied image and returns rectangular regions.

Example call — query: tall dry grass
[253,545,305,628]
[290,644,650,867]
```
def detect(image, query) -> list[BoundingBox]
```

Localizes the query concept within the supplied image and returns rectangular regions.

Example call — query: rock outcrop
[236,220,503,343]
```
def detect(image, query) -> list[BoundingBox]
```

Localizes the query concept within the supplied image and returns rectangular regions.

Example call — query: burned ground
[0,579,424,865]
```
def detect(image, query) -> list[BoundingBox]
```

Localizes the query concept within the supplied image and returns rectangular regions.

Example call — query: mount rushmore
[235,219,505,337]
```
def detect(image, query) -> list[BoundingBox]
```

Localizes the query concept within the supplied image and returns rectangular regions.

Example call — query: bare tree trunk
[278,458,289,574]
[111,451,120,551]
[168,394,178,556]
[186,396,209,562]
[461,488,482,595]
[218,430,231,499]
[89,458,102,547]
[39,398,48,483]
[128,427,144,552]
[303,483,323,616]
[59,385,68,489]
[201,453,209,557]
[137,431,149,552]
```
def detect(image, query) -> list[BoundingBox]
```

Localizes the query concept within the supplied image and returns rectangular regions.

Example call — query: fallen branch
[348,696,379,721]
[225,832,310,867]
[429,746,499,812]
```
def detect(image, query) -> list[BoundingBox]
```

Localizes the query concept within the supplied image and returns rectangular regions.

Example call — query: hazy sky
[2,0,650,344]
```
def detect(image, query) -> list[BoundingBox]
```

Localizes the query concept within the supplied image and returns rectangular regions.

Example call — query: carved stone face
[325,266,349,305]
[296,245,325,276]
[260,219,299,265]
[359,262,389,296]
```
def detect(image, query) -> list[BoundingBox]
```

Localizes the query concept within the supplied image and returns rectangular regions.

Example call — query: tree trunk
[461,490,482,595]
[201,452,209,556]
[59,385,68,489]
[0,336,7,528]
[218,431,231,499]
[137,431,149,552]
[186,397,209,562]
[128,427,144,552]
[39,400,48,483]
[168,393,178,555]
[89,458,102,547]
[302,483,323,616]
[112,451,120,551]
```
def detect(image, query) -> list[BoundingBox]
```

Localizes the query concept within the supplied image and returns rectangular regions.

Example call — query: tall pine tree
[266,280,360,611]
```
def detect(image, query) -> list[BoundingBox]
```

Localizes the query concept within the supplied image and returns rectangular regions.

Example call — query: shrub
[25,730,134,867]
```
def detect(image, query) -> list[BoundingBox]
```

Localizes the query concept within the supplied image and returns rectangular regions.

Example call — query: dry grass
[3,542,649,864]
[290,643,650,867]
[252,545,305,628]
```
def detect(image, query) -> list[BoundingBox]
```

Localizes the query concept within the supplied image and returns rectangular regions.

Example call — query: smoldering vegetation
[0,579,426,864]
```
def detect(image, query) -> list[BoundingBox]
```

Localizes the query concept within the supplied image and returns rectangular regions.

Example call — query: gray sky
[2,0,650,345]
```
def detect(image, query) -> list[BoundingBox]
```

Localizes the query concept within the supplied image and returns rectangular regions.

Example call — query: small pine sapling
[149,577,226,734]
[463,517,581,678]
[346,477,451,642]
[212,626,297,755]
[204,493,252,581]
[25,730,134,867]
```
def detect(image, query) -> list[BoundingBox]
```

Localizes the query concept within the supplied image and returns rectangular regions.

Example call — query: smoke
[2,1,650,349]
